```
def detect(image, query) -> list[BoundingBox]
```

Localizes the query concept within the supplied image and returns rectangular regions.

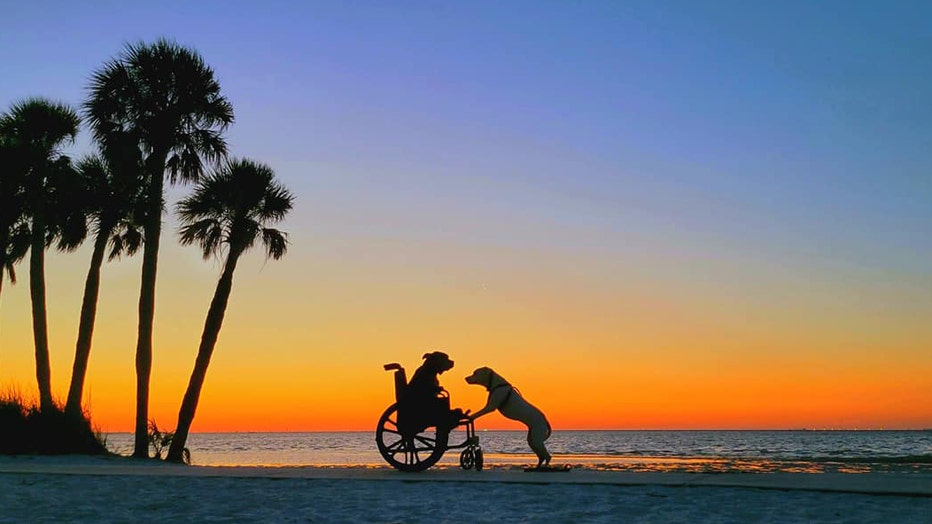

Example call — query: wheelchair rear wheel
[376,403,448,472]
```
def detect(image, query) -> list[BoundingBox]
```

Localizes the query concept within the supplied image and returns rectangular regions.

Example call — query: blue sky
[3,0,930,322]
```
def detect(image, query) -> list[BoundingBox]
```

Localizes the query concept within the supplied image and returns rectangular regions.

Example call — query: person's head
[422,351,454,374]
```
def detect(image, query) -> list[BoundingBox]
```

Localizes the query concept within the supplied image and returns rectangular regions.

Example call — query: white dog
[465,367,552,467]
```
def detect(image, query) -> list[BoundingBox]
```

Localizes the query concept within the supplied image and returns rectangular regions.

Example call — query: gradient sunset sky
[1,1,930,432]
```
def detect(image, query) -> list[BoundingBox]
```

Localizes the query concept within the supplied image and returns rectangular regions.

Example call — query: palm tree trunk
[29,211,53,411]
[167,252,239,463]
[132,169,164,458]
[65,228,110,416]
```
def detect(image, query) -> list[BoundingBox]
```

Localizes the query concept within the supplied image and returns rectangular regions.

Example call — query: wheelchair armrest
[383,363,403,371]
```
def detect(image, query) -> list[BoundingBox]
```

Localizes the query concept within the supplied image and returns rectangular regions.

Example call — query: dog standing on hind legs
[465,367,553,468]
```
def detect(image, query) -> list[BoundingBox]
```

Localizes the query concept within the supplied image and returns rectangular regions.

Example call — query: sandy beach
[1,456,930,523]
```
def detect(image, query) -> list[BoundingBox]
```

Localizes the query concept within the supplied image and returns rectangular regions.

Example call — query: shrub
[0,391,107,455]
[147,419,190,464]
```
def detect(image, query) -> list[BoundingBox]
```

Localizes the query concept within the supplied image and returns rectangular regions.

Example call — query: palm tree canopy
[0,98,85,252]
[84,38,234,185]
[75,154,144,260]
[176,158,294,261]
[0,98,80,158]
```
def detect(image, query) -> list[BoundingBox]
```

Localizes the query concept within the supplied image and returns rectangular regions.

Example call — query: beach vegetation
[85,38,234,458]
[166,158,293,463]
[0,389,107,455]
[147,419,190,464]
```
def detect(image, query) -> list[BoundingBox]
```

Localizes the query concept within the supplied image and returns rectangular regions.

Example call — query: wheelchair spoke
[381,426,402,437]
[384,438,404,453]
[414,434,437,447]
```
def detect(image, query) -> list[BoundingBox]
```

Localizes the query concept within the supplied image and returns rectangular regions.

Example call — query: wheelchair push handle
[383,363,407,402]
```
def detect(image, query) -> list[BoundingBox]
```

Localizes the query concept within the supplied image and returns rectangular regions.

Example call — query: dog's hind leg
[527,425,551,467]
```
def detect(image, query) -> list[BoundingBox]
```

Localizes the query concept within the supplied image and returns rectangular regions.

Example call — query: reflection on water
[104,430,932,473]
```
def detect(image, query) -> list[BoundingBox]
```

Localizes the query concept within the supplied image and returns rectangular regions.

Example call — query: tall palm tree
[85,39,234,457]
[166,159,293,463]
[0,98,83,410]
[64,151,144,417]
[0,138,30,312]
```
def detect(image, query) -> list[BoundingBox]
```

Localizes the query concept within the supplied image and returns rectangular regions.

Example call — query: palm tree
[0,138,30,312]
[85,38,234,457]
[166,159,293,463]
[64,151,144,417]
[0,98,82,410]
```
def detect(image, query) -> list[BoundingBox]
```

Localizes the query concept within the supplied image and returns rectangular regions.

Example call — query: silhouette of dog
[405,351,461,431]
[408,351,454,399]
[465,367,552,467]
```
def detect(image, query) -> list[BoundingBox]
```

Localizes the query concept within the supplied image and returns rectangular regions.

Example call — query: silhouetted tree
[65,150,144,417]
[0,138,30,315]
[0,98,84,410]
[85,39,234,457]
[167,159,293,463]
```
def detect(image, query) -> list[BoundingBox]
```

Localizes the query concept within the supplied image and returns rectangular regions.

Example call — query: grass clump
[148,419,190,464]
[0,390,107,455]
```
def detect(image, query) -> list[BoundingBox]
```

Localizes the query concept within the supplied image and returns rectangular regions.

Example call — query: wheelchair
[376,363,483,472]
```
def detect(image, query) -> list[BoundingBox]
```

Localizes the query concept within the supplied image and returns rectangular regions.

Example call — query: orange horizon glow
[1,238,930,434]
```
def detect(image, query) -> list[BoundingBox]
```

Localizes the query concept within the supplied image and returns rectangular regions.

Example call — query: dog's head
[465,367,494,388]
[421,351,455,374]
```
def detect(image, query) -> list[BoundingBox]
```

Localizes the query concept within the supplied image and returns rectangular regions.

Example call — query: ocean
[104,430,932,473]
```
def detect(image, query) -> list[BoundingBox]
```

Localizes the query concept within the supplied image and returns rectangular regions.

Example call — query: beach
[1,456,930,523]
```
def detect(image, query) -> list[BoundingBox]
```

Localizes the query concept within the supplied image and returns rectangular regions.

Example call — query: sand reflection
[457,454,927,474]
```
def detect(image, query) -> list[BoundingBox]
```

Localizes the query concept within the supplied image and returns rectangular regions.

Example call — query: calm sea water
[105,430,932,473]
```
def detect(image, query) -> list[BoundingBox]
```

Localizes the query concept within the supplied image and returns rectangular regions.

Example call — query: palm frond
[261,228,289,260]
[108,225,143,261]
[178,218,223,259]
[175,157,293,263]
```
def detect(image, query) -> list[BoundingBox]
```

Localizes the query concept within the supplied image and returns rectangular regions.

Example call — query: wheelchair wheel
[474,448,484,471]
[459,447,475,470]
[376,403,448,472]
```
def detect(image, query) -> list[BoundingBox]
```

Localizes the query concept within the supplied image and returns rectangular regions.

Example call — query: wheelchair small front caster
[459,447,475,470]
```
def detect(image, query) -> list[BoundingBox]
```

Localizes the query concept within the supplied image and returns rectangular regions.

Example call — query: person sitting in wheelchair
[403,351,466,432]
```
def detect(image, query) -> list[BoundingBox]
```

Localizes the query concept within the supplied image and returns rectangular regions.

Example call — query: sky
[1,1,930,432]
